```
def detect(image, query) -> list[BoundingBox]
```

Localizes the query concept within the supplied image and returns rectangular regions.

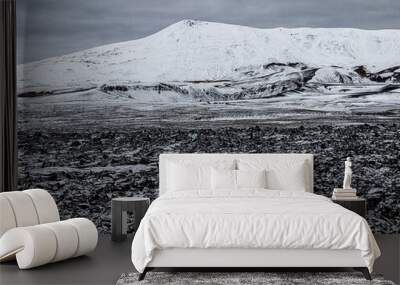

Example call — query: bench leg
[138,268,148,281]
[354,267,371,280]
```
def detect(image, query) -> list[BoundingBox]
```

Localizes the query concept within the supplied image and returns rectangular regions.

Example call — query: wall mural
[17,1,400,233]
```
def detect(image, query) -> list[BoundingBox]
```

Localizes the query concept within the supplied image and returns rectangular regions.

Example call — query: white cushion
[0,192,39,227]
[211,168,268,192]
[159,154,313,195]
[161,156,236,195]
[23,189,60,224]
[0,225,57,269]
[42,221,79,262]
[0,190,60,235]
[0,196,17,237]
[211,168,236,191]
[166,159,236,192]
[238,159,307,191]
[65,218,98,257]
[166,162,211,191]
[237,169,267,189]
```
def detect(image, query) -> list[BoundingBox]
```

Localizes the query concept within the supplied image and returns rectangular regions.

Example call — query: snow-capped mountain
[18,20,400,93]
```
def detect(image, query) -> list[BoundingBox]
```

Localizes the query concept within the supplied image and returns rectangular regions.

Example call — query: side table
[332,197,367,218]
[111,197,150,241]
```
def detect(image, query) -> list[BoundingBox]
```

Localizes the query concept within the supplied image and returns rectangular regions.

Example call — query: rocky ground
[17,123,400,234]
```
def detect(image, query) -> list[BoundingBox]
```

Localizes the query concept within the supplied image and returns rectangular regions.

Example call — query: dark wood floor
[0,234,399,285]
[0,234,134,285]
[374,234,400,284]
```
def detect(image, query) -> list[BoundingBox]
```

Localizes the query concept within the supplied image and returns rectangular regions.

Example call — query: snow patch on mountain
[309,67,369,84]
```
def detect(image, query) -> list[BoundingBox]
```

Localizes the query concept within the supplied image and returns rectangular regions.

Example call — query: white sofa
[0,189,98,269]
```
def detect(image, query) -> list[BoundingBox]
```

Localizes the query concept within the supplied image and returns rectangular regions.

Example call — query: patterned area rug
[116,272,395,285]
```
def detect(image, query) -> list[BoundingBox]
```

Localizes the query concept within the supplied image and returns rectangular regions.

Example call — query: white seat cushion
[1,191,39,227]
[42,221,79,262]
[0,189,60,237]
[0,196,17,237]
[65,218,98,257]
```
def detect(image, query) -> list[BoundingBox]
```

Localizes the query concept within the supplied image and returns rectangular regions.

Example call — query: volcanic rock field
[17,123,400,233]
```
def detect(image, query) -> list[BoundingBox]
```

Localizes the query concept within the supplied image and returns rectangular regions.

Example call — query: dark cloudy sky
[17,0,400,64]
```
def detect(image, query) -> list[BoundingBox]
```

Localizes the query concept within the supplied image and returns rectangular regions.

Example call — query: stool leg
[112,202,123,241]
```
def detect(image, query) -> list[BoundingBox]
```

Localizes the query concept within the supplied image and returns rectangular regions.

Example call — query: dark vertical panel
[0,0,17,192]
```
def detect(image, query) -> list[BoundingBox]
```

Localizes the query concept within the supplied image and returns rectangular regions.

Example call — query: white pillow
[211,168,268,191]
[166,162,210,191]
[238,159,307,191]
[211,168,236,190]
[236,169,267,189]
[165,159,236,193]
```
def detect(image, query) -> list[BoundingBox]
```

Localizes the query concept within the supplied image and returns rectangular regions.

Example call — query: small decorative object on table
[332,157,357,200]
[332,157,367,218]
[111,197,150,242]
[342,157,353,190]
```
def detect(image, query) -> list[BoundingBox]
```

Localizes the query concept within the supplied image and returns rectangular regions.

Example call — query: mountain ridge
[17,20,400,92]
